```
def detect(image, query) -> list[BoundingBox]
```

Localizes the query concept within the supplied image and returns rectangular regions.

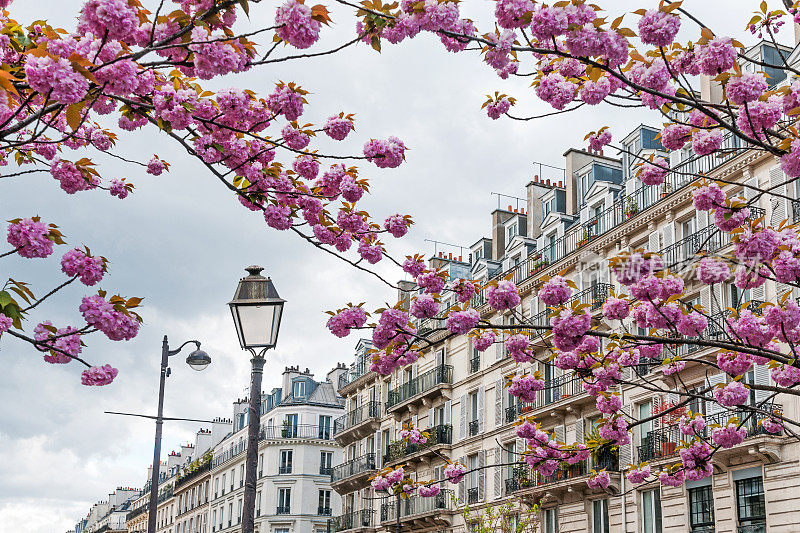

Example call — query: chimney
[195,428,213,456]
[699,74,723,104]
[397,279,416,310]
[282,366,301,396]
[211,417,232,447]
[327,362,348,386]
[491,209,514,260]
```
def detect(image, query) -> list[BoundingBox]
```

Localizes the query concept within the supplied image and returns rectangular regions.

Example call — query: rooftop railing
[331,453,376,483]
[333,401,380,435]
[386,365,453,409]
[261,424,335,440]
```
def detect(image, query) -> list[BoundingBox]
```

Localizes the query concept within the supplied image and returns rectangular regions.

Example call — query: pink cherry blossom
[81,364,119,386]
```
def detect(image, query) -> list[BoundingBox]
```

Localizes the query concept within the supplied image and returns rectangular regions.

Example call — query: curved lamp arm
[167,340,201,357]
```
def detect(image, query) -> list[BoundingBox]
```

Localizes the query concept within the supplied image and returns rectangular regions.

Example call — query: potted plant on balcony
[660,182,673,198]
[624,197,638,219]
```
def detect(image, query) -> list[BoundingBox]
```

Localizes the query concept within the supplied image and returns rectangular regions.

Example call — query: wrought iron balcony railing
[331,453,376,482]
[328,509,375,533]
[385,424,452,463]
[334,401,380,435]
[386,365,453,408]
[504,375,584,423]
[380,489,454,522]
[470,355,480,373]
[260,424,335,440]
[468,420,479,437]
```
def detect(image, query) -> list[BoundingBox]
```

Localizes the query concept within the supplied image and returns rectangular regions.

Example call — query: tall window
[468,391,479,436]
[239,464,244,487]
[591,499,609,533]
[641,489,662,533]
[507,222,518,242]
[542,508,558,533]
[467,454,479,503]
[278,488,291,514]
[319,415,332,439]
[736,477,766,530]
[221,474,226,495]
[237,499,242,524]
[256,491,261,517]
[214,477,219,498]
[318,490,332,515]
[258,453,263,477]
[689,485,714,532]
[293,380,306,397]
[320,451,333,474]
[639,401,653,448]
[212,510,216,531]
[284,414,298,437]
[227,503,232,526]
[280,449,293,474]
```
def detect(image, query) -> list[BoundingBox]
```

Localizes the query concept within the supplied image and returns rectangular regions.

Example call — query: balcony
[320,466,333,476]
[338,358,373,395]
[318,507,333,516]
[469,355,480,373]
[380,489,455,529]
[467,487,479,504]
[384,424,452,466]
[504,477,519,496]
[260,424,335,441]
[636,404,783,463]
[737,523,766,533]
[331,453,377,491]
[504,374,588,424]
[279,466,292,474]
[511,455,619,497]
[276,506,291,515]
[328,510,375,532]
[333,401,381,444]
[386,365,453,413]
[468,420,479,437]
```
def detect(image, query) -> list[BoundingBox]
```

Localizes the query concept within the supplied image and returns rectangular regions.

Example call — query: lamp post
[147,336,212,533]
[228,265,285,533]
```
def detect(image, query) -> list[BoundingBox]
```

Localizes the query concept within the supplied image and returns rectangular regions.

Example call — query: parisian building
[327,40,800,533]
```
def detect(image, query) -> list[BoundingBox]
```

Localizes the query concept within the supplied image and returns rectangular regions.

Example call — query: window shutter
[769,167,788,227]
[618,408,633,469]
[457,456,466,503]
[753,363,771,406]
[478,386,485,434]
[575,418,584,443]
[751,283,766,302]
[712,284,724,314]
[554,424,566,444]
[459,394,467,441]
[700,287,712,315]
[495,379,503,427]
[375,430,382,468]
[662,221,675,250]
[744,176,758,202]
[494,446,503,500]
[444,400,452,426]
[412,414,418,430]
[776,282,793,302]
[652,396,661,431]
[697,210,709,229]
[648,232,660,253]
[428,407,434,428]
[496,337,504,361]
[478,451,486,501]
[705,373,727,415]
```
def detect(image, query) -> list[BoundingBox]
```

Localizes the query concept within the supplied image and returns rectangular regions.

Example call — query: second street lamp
[228,265,285,533]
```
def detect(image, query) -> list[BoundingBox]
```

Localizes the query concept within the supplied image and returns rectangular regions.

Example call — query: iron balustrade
[279,466,292,474]
[467,487,479,503]
[318,507,333,516]
[260,424,335,440]
[385,424,452,463]
[592,450,620,472]
[569,283,613,310]
[386,365,453,408]
[417,317,445,336]
[381,489,454,521]
[637,404,782,462]
[328,510,375,532]
[276,506,291,515]
[175,461,212,489]
[504,477,520,495]
[737,523,767,533]
[319,466,333,476]
[504,375,584,422]
[470,355,480,373]
[338,358,371,389]
[331,453,376,482]
[793,200,800,223]
[512,461,588,490]
[468,420,479,437]
[333,401,380,435]
[126,506,148,522]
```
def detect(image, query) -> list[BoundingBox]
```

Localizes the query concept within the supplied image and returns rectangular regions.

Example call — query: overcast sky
[0,1,784,531]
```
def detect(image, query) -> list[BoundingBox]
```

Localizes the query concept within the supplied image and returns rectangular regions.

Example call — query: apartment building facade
[208,366,345,533]
[328,40,800,533]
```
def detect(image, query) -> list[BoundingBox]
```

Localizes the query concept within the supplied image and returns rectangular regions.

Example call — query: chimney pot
[508,204,513,211]
[559,180,563,188]
[458,256,462,261]
[448,253,453,260]
[546,179,551,186]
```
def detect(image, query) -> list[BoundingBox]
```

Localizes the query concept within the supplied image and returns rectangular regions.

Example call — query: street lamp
[147,337,212,533]
[228,265,285,533]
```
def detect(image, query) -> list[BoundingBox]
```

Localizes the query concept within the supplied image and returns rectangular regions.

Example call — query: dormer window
[507,222,518,242]
[292,380,306,398]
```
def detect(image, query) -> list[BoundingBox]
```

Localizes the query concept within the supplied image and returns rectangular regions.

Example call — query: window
[591,499,609,533]
[293,380,306,397]
[689,485,715,532]
[275,529,290,533]
[237,499,242,524]
[258,453,263,477]
[542,508,558,533]
[284,414,298,437]
[736,477,766,530]
[230,468,235,491]
[280,449,293,474]
[256,491,261,517]
[221,474,225,495]
[239,464,244,487]
[639,401,653,446]
[468,391,479,436]
[320,451,333,475]
[278,488,291,514]
[507,222,518,242]
[227,503,232,527]
[467,454,479,504]
[319,415,332,439]
[218,507,223,529]
[318,489,332,515]
[641,489,662,533]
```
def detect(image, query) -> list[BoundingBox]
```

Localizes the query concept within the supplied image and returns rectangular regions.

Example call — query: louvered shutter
[776,282,793,302]
[744,176,758,202]
[697,210,709,229]
[428,407,434,428]
[457,456,466,503]
[618,406,633,469]
[700,287,712,315]
[770,167,788,227]
[751,283,766,302]
[553,424,566,444]
[516,437,526,462]
[753,363,772,406]
[434,465,443,484]
[495,379,503,427]
[494,446,503,500]
[575,418,585,444]
[712,284,724,314]
[478,451,486,501]
[477,386,485,434]
[496,337,504,361]
[376,430,382,468]
[459,394,467,441]
[652,396,661,431]
[648,232,660,253]
[662,221,675,251]
[444,400,452,426]
[706,373,727,415]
